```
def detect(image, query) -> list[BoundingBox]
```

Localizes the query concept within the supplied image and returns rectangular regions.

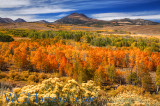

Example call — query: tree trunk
[157,85,159,93]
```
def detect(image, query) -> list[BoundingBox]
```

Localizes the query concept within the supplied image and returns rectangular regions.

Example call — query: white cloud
[0,12,36,21]
[0,11,55,22]
[0,10,68,22]
[91,12,160,20]
[0,0,75,21]
[15,7,75,14]
[0,0,30,8]
[55,14,68,18]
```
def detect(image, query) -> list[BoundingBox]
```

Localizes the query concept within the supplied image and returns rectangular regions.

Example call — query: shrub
[0,32,14,42]
[0,71,7,79]
[107,91,160,105]
[3,78,101,106]
[28,74,39,83]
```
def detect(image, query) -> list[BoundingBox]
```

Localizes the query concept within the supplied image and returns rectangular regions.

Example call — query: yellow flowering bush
[2,78,100,106]
[107,91,160,106]
[108,85,144,97]
[106,85,160,106]
[82,80,100,97]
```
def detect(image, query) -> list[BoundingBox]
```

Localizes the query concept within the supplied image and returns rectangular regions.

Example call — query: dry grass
[104,25,160,35]
[0,23,53,31]
[130,34,160,39]
[0,23,160,39]
[13,37,31,41]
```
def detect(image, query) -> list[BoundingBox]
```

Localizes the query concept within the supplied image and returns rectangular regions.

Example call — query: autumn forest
[0,27,160,105]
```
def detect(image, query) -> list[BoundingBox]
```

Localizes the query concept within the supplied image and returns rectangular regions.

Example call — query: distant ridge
[0,17,14,23]
[0,13,159,26]
[54,13,111,26]
[0,17,26,23]
[35,20,49,23]
[15,18,26,23]
[111,18,158,26]
[54,13,159,26]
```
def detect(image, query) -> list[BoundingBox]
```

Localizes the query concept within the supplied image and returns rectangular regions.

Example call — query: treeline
[1,29,160,52]
[28,30,86,42]
[6,29,29,37]
[0,32,14,42]
[3,29,98,42]
[87,35,160,52]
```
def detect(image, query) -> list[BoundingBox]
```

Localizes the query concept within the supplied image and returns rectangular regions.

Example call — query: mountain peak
[0,17,14,23]
[66,13,90,19]
[54,13,159,26]
[15,18,26,22]
[70,12,79,15]
[55,13,92,24]
[36,20,49,23]
[70,13,88,17]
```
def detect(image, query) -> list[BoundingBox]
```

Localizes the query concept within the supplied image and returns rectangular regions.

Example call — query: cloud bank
[91,11,160,21]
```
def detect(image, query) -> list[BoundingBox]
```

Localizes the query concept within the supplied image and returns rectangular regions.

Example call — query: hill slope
[0,17,26,23]
[54,13,112,26]
[15,18,26,23]
[0,17,14,23]
[112,18,158,25]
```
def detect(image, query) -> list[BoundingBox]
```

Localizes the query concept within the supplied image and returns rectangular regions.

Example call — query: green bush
[0,32,14,42]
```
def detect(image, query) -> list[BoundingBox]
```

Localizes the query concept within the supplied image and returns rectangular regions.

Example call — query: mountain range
[15,18,26,23]
[54,13,111,26]
[0,18,26,23]
[55,13,159,26]
[0,13,159,26]
[35,20,50,23]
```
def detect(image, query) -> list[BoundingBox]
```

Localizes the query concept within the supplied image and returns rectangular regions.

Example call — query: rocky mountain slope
[54,13,112,26]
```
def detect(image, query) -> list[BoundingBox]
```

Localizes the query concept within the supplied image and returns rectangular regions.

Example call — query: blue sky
[0,0,160,22]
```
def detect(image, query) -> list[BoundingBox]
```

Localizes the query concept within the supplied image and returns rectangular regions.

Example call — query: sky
[0,0,160,22]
